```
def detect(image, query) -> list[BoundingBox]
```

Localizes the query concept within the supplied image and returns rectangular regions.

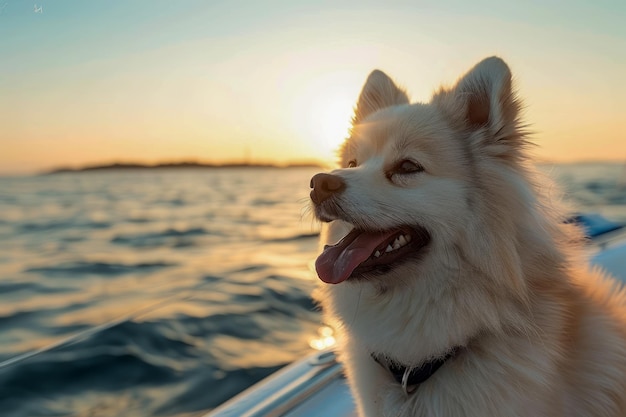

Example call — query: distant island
[43,160,625,175]
[45,161,323,174]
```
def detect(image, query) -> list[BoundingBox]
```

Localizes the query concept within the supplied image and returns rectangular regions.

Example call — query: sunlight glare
[309,325,337,350]
[310,96,354,158]
[289,71,361,163]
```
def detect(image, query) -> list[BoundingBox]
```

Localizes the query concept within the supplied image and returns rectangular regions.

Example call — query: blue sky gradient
[1,0,625,173]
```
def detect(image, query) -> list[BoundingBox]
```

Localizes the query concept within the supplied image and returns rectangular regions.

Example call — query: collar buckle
[372,346,461,395]
[401,367,419,395]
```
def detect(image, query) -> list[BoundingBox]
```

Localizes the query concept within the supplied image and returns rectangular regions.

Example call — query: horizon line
[1,157,625,178]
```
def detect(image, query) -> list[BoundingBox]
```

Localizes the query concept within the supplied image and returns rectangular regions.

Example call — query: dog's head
[311,57,541,289]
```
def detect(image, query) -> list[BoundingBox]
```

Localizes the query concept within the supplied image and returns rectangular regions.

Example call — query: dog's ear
[353,70,409,125]
[434,57,526,157]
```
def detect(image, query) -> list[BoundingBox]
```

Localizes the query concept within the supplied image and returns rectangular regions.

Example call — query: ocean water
[0,163,625,417]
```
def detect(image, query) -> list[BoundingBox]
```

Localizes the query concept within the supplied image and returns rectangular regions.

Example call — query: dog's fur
[310,57,626,417]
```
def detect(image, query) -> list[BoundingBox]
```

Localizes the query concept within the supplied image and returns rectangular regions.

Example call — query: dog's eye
[347,160,357,168]
[394,159,424,175]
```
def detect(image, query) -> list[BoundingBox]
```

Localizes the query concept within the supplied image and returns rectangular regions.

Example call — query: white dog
[310,57,626,417]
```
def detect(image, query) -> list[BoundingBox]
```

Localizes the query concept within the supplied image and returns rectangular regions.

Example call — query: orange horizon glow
[1,2,625,175]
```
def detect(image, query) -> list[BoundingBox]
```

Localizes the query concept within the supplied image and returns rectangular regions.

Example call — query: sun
[310,95,355,158]
[288,71,361,164]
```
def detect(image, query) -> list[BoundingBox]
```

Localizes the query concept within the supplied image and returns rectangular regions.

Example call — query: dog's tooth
[385,245,393,253]
[397,235,407,246]
[393,241,401,250]
[374,250,381,258]
[405,234,412,243]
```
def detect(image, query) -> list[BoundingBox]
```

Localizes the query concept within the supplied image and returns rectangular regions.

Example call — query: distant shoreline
[2,159,620,177]
[44,161,324,174]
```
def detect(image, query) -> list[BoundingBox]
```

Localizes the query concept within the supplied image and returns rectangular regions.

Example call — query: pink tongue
[315,230,397,284]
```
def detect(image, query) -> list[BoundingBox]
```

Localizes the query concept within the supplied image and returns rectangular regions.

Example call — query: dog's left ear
[434,57,525,156]
[352,70,409,125]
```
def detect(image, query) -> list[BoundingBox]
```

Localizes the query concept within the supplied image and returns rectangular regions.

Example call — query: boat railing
[205,350,344,417]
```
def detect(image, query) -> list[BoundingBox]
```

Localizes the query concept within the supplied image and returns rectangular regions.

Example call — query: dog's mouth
[315,225,430,284]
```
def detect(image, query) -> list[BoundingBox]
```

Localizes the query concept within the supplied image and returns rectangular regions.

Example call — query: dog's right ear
[432,57,526,160]
[352,70,409,125]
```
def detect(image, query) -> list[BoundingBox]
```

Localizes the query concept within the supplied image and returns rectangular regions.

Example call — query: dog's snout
[310,173,346,204]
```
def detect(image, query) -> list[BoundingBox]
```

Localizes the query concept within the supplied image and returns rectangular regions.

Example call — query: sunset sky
[1,0,625,175]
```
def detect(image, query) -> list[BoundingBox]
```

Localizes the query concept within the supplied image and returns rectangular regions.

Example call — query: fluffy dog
[310,57,626,417]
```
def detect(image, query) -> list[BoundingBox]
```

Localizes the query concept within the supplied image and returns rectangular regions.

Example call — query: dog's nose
[310,173,346,204]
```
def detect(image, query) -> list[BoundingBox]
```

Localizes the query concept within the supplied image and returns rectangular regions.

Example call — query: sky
[1,0,625,174]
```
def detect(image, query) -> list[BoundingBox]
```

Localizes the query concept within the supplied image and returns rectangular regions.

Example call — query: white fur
[312,57,626,417]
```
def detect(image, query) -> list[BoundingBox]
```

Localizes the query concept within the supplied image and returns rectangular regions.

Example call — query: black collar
[372,347,460,394]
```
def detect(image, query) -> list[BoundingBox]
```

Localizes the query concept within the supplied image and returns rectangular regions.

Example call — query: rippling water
[0,164,624,417]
